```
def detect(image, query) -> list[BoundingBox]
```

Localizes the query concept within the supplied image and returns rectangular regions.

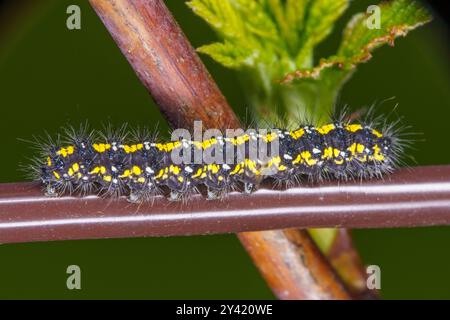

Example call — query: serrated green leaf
[304,0,349,46]
[187,0,245,39]
[197,42,256,68]
[338,0,431,59]
[265,0,309,55]
[283,0,431,82]
[286,0,308,30]
[233,0,279,41]
[295,0,349,67]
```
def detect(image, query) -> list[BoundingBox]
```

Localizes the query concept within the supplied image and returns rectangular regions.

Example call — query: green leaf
[338,0,431,60]
[295,0,349,67]
[187,0,245,39]
[306,0,349,45]
[233,0,279,42]
[197,41,256,68]
[282,0,431,82]
[285,0,308,31]
[188,0,284,71]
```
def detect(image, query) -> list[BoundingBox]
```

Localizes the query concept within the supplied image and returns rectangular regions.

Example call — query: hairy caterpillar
[29,118,403,202]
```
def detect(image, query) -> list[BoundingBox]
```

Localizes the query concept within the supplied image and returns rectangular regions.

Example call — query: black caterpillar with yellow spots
[32,120,402,202]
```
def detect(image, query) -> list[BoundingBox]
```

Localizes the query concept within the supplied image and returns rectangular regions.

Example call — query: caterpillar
[29,119,403,202]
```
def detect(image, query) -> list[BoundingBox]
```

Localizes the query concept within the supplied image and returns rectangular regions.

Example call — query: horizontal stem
[1,165,449,244]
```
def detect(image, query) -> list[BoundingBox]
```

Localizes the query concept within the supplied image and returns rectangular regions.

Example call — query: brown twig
[88,0,355,299]
[2,165,449,244]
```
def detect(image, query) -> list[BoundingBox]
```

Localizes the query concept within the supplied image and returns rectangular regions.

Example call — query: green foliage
[283,0,431,82]
[188,0,431,125]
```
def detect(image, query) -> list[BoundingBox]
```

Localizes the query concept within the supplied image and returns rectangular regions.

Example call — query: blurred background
[0,0,449,299]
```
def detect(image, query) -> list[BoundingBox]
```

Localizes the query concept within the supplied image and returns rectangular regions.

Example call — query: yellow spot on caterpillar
[317,124,335,135]
[290,128,305,140]
[123,144,144,153]
[53,171,60,179]
[123,145,133,153]
[334,158,344,165]
[192,168,203,179]
[68,168,74,176]
[156,141,182,152]
[72,163,79,172]
[347,143,365,155]
[292,154,303,165]
[356,144,365,153]
[372,129,383,138]
[177,176,184,183]
[346,124,363,133]
[230,135,249,145]
[372,144,385,161]
[301,151,317,166]
[93,143,111,153]
[57,146,75,157]
[90,166,106,175]
[47,157,52,167]
[202,138,217,149]
[245,159,260,175]
[103,175,112,182]
[169,165,180,175]
[347,143,356,155]
[120,169,131,179]
[218,175,224,181]
[322,147,341,159]
[267,156,281,167]
[132,166,142,175]
[207,164,219,174]
[263,132,278,142]
[200,173,207,179]
[265,156,286,172]
[230,164,242,175]
[333,148,340,157]
[155,169,164,179]
[137,177,145,183]
[323,147,333,159]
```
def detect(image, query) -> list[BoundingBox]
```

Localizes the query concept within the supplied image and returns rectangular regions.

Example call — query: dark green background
[0,0,449,299]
